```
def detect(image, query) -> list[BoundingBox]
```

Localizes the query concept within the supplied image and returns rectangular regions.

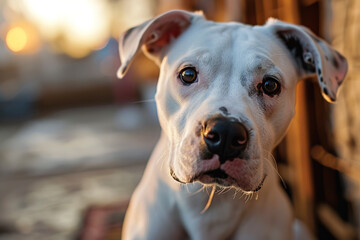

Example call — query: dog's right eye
[261,76,281,96]
[179,67,198,85]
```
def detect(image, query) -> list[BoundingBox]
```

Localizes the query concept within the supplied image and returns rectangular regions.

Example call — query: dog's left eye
[179,67,198,85]
[262,76,281,96]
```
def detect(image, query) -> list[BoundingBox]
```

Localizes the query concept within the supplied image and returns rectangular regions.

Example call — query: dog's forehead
[167,20,285,71]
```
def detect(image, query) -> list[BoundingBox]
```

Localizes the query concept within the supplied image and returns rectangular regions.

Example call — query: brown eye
[262,76,280,95]
[179,67,197,85]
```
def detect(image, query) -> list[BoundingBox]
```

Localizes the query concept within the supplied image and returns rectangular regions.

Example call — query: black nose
[202,117,248,161]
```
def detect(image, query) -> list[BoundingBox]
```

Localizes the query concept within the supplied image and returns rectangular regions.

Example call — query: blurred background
[0,0,359,239]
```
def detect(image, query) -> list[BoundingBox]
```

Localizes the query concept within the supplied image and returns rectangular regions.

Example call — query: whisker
[240,191,245,200]
[233,188,242,199]
[126,98,156,105]
[271,53,289,57]
[263,150,287,189]
[157,151,167,170]
[245,194,250,203]
[217,186,230,195]
[201,185,216,213]
[188,183,206,196]
[224,188,233,195]
[185,183,191,193]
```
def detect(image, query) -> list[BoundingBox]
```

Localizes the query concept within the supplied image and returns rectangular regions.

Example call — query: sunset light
[21,0,110,57]
[4,21,41,54]
[6,27,27,52]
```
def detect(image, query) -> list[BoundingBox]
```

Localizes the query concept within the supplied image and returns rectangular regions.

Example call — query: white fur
[118,10,346,240]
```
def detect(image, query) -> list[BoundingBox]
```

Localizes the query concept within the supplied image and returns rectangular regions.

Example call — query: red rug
[78,202,128,240]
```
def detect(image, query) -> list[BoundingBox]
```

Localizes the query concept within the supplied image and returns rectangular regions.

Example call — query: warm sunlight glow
[5,22,41,54]
[6,27,27,52]
[21,0,110,57]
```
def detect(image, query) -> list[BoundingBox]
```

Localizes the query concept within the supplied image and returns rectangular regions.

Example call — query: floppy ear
[117,10,203,79]
[265,19,348,103]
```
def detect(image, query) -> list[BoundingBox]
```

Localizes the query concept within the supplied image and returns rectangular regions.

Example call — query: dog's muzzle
[170,168,186,184]
[170,116,256,189]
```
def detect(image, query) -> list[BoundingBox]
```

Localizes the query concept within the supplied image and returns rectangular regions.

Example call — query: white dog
[117,10,347,240]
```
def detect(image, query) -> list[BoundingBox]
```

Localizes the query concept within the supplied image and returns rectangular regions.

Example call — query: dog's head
[117,10,347,192]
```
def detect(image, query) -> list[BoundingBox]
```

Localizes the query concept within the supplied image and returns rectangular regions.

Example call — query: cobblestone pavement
[0,106,160,239]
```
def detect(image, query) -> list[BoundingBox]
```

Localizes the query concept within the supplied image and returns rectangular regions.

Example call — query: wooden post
[285,82,315,231]
[275,0,316,232]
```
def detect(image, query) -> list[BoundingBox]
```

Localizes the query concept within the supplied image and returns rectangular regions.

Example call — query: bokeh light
[6,26,27,52]
[20,0,110,58]
[4,22,41,54]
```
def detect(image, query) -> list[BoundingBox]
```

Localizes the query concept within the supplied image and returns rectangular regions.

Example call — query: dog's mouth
[194,170,267,192]
[202,169,228,179]
[170,168,267,193]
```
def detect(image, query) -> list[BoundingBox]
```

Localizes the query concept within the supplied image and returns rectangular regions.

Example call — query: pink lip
[193,157,265,192]
[220,158,245,180]
[196,154,220,174]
